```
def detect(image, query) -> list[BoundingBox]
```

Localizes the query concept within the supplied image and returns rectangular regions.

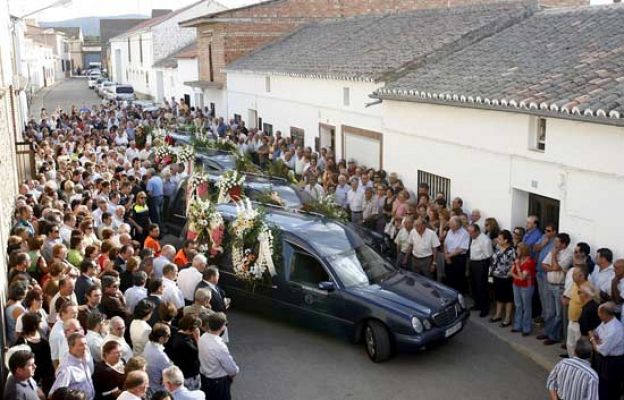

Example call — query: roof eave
[373,92,624,128]
[225,68,379,83]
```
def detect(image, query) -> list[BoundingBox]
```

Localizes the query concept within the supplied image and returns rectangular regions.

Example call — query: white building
[153,41,202,107]
[225,3,624,253]
[109,0,225,100]
[226,3,532,166]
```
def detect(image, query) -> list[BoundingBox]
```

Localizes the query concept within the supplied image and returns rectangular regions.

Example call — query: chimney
[151,9,172,18]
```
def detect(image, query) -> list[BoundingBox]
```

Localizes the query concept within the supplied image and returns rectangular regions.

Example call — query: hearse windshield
[329,245,397,288]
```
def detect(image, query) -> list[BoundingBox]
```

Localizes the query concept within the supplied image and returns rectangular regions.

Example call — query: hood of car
[347,270,458,317]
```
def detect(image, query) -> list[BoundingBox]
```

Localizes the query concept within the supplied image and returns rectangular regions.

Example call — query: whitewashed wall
[227,72,384,156]
[381,100,624,255]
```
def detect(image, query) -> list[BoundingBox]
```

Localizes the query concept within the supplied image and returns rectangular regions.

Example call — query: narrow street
[34,78,550,400]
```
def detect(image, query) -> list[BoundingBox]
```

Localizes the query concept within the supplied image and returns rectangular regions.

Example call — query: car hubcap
[365,327,375,356]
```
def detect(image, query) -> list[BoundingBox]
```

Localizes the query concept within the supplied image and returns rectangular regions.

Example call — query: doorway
[248,109,258,129]
[528,193,560,229]
[319,123,336,153]
[156,71,164,102]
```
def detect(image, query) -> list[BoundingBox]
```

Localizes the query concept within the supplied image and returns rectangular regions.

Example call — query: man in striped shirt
[547,337,598,399]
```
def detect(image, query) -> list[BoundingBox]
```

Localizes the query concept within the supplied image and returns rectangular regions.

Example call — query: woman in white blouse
[130,299,155,355]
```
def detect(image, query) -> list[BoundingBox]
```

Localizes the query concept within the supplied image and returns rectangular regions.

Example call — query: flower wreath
[177,145,195,163]
[154,144,176,166]
[301,194,349,222]
[230,199,277,282]
[187,197,225,257]
[217,170,245,203]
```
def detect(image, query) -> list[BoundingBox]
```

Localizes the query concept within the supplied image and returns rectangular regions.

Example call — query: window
[532,117,547,151]
[208,43,214,82]
[210,102,216,117]
[139,37,143,64]
[343,87,350,106]
[418,170,451,201]
[265,76,271,93]
[145,72,149,86]
[263,123,273,136]
[289,251,329,287]
[127,38,131,62]
[290,127,305,145]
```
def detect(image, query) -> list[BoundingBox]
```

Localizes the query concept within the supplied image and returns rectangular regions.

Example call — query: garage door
[342,125,383,170]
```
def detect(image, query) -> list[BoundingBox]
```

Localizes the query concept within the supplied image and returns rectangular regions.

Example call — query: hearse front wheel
[364,320,391,362]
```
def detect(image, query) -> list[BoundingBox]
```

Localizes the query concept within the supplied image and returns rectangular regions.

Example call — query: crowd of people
[2,97,623,400]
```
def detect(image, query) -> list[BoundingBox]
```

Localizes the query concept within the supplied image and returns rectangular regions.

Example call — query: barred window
[418,170,451,201]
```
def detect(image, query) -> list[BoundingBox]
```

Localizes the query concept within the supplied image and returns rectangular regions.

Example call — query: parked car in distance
[106,85,135,102]
[87,76,100,88]
[98,81,117,98]
[168,203,469,362]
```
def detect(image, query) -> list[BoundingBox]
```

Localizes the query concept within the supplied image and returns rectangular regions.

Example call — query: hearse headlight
[423,319,432,330]
[411,316,424,333]
[457,294,466,309]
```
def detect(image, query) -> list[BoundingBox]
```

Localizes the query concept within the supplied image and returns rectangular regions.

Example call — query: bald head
[162,245,176,259]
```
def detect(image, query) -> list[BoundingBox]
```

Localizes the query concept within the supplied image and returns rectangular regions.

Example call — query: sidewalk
[470,313,561,371]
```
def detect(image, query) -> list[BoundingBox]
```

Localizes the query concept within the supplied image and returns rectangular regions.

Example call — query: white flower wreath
[217,170,245,203]
[177,145,195,163]
[231,199,276,282]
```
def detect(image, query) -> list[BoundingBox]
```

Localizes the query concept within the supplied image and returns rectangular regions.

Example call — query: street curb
[470,316,558,371]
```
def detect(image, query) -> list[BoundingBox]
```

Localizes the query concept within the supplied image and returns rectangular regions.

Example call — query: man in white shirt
[347,178,364,225]
[395,217,413,268]
[589,248,615,300]
[85,311,105,362]
[162,263,185,310]
[468,223,494,317]
[304,174,325,201]
[163,366,205,400]
[443,216,470,293]
[103,316,133,362]
[405,217,440,279]
[198,313,239,400]
[117,371,149,400]
[178,255,207,304]
[124,271,148,313]
[589,302,624,400]
[92,198,110,228]
[49,303,79,369]
[153,245,177,279]
[541,233,574,345]
[60,214,77,246]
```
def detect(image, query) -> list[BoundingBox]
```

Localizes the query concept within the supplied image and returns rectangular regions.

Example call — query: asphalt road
[37,79,549,400]
[227,309,548,400]
[32,77,102,115]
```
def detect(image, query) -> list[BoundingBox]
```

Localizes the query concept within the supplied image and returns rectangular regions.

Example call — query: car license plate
[445,321,462,338]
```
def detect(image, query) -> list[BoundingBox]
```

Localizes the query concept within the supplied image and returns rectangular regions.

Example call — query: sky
[9,0,264,21]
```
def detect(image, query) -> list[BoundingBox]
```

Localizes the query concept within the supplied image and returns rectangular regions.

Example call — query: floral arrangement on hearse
[217,170,245,203]
[187,181,225,257]
[229,199,280,285]
[153,144,177,166]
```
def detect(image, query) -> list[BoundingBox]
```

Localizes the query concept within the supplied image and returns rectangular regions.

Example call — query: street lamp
[16,0,73,19]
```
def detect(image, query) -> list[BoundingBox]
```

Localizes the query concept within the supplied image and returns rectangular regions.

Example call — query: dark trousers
[469,259,490,313]
[445,254,467,293]
[201,375,231,400]
[148,195,164,225]
[596,354,624,400]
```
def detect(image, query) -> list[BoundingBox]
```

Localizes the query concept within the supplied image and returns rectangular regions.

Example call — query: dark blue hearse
[214,204,469,362]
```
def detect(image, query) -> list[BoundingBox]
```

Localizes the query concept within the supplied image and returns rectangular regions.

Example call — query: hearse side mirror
[318,281,336,291]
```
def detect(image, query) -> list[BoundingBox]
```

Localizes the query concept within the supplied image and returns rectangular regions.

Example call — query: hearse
[165,198,469,361]
[218,204,468,362]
